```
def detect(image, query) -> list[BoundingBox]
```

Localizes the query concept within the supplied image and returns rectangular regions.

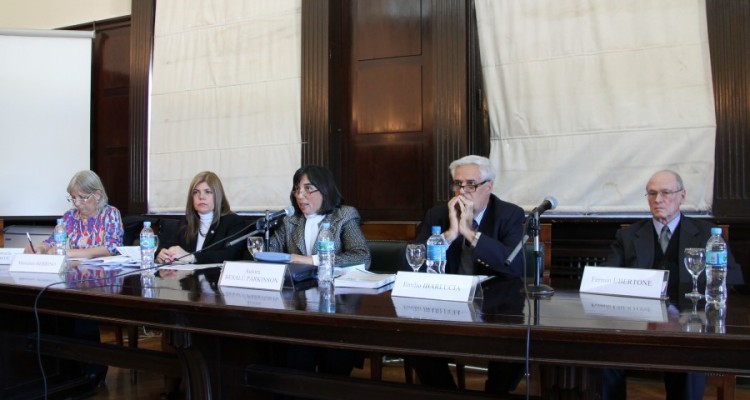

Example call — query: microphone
[530,196,558,216]
[255,205,295,230]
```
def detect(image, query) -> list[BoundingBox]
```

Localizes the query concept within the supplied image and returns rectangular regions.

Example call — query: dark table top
[1,263,749,373]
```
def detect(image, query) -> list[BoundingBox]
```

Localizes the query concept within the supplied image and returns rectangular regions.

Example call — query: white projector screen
[0,28,93,217]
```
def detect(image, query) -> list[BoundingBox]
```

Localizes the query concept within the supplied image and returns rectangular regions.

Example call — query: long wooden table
[0,264,749,399]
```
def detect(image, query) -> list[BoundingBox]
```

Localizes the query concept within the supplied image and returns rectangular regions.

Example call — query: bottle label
[54,232,67,243]
[706,250,727,266]
[317,240,334,252]
[141,236,156,249]
[427,244,447,261]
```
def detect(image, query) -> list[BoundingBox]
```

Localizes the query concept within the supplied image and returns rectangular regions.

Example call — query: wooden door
[339,0,433,221]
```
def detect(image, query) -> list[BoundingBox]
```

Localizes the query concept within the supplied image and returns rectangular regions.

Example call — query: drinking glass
[405,244,426,272]
[683,247,705,299]
[247,237,265,260]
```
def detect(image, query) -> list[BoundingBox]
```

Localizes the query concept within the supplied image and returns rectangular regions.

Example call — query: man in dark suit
[604,169,744,400]
[407,155,526,394]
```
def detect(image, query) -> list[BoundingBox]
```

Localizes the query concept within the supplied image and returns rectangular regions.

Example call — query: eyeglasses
[66,194,94,204]
[292,185,320,196]
[450,180,489,193]
[645,189,684,199]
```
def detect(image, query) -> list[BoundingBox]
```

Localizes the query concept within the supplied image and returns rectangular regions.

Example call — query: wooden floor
[85,328,750,400]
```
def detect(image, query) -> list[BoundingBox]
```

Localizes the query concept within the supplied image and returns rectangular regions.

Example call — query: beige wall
[0,0,130,29]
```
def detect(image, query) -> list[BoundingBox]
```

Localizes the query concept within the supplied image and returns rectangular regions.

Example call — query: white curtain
[476,0,716,214]
[149,0,301,213]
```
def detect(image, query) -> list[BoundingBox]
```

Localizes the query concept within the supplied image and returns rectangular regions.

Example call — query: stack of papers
[79,255,137,267]
[334,268,395,289]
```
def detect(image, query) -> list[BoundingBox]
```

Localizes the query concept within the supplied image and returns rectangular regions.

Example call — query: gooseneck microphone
[255,205,295,230]
[530,196,558,216]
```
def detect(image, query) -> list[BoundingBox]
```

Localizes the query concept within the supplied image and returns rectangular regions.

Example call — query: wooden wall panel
[707,0,750,216]
[128,0,155,215]
[93,22,131,213]
[355,63,423,134]
[301,0,330,168]
[353,141,425,220]
[354,0,422,61]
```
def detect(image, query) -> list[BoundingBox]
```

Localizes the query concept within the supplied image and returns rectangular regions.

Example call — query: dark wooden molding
[128,0,155,215]
[302,0,332,170]
[707,1,750,217]
[431,0,467,204]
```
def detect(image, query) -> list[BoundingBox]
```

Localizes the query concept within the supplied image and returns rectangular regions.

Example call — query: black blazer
[411,194,526,277]
[162,212,248,264]
[607,215,743,285]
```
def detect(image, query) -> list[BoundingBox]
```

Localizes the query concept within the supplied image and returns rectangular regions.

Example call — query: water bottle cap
[143,221,151,227]
[711,227,722,235]
[321,222,330,229]
[431,226,441,234]
[57,218,64,224]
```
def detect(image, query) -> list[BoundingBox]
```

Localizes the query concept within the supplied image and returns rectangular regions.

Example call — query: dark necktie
[659,225,671,253]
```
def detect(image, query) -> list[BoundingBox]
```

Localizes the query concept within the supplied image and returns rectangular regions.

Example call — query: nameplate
[220,286,291,309]
[0,248,24,264]
[579,266,669,299]
[579,293,667,322]
[219,261,285,291]
[9,254,66,274]
[392,296,478,322]
[391,271,480,302]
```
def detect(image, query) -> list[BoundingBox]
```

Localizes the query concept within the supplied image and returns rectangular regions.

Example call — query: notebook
[285,263,317,283]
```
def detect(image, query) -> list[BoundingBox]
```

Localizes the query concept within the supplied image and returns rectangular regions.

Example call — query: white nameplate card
[391,271,481,302]
[9,254,66,274]
[579,266,669,299]
[219,261,286,291]
[0,248,24,264]
[579,293,667,322]
[392,296,478,322]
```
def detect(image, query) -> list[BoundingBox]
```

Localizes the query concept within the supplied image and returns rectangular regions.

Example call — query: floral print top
[43,204,124,255]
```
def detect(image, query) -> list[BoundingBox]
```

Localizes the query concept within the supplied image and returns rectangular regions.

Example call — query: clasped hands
[444,195,478,245]
[157,246,192,264]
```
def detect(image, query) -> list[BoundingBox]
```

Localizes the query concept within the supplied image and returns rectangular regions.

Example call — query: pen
[26,233,36,253]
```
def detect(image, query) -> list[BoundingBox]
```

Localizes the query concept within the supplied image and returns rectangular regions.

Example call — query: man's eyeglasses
[66,194,94,204]
[450,180,489,193]
[292,185,320,196]
[645,189,684,199]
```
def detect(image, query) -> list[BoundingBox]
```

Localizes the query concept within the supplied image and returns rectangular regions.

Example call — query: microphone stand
[527,211,554,298]
[264,210,271,251]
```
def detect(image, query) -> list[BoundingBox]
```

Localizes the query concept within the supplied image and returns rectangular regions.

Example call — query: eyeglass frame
[450,180,490,193]
[291,184,320,196]
[66,193,95,204]
[645,188,684,199]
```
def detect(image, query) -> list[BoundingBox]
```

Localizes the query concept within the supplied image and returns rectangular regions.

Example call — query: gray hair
[449,155,496,182]
[67,170,108,208]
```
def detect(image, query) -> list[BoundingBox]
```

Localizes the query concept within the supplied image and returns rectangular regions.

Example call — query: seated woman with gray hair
[26,170,124,258]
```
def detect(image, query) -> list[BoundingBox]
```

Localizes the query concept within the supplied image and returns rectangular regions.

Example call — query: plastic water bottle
[317,222,335,282]
[53,218,67,256]
[705,227,728,304]
[425,226,447,274]
[139,221,157,276]
[705,302,726,334]
[318,281,336,313]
